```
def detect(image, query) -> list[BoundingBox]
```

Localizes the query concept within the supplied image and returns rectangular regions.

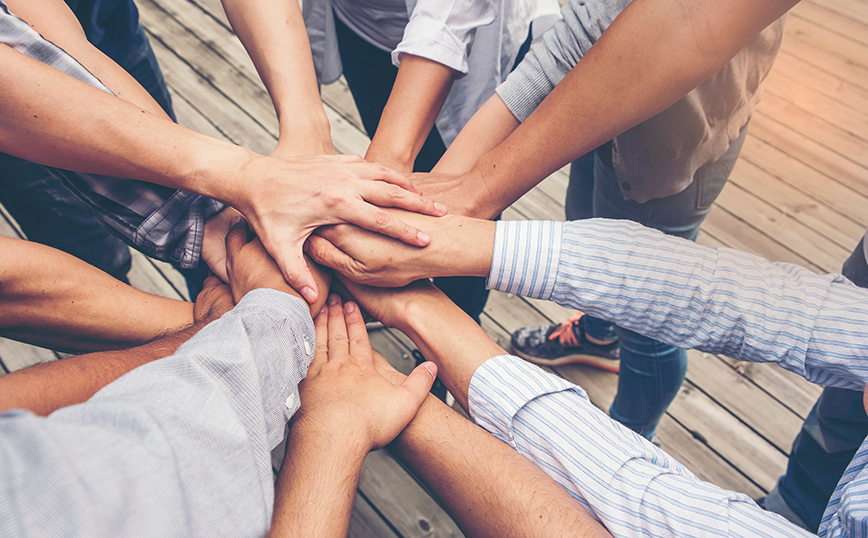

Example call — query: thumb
[304,235,356,275]
[280,249,319,304]
[400,361,438,409]
[224,218,250,257]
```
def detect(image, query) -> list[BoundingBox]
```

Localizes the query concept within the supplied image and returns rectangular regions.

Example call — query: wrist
[365,139,415,173]
[437,215,495,278]
[190,143,260,208]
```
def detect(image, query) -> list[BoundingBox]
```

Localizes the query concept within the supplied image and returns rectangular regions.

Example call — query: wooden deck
[2,0,868,535]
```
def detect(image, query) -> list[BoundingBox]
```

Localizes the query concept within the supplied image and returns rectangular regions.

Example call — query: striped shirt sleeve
[468,355,814,537]
[487,218,868,391]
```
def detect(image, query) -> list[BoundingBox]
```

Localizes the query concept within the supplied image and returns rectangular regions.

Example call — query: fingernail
[345,301,356,313]
[417,231,431,244]
[434,202,446,214]
[423,362,437,377]
[229,215,243,227]
[412,182,421,193]
[301,286,317,304]
[328,294,340,306]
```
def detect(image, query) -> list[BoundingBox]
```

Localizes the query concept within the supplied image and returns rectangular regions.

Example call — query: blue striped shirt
[475,218,868,537]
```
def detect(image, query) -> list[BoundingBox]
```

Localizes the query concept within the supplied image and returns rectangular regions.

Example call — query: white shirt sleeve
[391,0,497,74]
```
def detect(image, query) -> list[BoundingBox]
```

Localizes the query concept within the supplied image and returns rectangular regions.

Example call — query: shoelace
[548,311,586,347]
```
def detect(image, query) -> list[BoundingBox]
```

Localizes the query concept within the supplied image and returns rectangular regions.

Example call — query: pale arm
[0,236,193,353]
[365,55,456,171]
[220,0,333,156]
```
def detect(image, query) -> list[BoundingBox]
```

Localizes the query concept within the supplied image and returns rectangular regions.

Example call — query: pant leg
[334,14,491,320]
[565,127,745,438]
[766,237,868,532]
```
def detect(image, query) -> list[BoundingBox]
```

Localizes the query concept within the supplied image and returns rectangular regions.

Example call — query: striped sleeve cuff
[487,220,562,301]
[468,354,582,444]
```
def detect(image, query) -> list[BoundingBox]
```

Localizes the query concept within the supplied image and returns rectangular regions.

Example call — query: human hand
[270,132,335,160]
[411,167,495,219]
[233,153,447,304]
[202,207,243,282]
[333,275,446,332]
[224,219,331,316]
[305,210,493,287]
[292,295,438,451]
[193,275,236,323]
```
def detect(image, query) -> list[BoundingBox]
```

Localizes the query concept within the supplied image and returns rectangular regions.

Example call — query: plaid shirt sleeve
[0,0,224,267]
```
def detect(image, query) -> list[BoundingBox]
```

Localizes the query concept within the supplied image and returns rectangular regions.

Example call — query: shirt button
[285,394,296,410]
[303,340,311,355]
[621,182,631,191]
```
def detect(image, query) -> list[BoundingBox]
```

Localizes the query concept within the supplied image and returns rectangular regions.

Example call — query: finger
[363,182,447,217]
[310,305,329,371]
[345,200,431,247]
[326,294,349,361]
[224,218,250,258]
[201,275,222,292]
[304,235,361,278]
[401,361,438,409]
[344,301,373,364]
[353,162,418,192]
[275,246,319,305]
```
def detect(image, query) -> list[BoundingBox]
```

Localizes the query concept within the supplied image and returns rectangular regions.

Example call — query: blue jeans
[766,237,868,532]
[0,5,174,284]
[565,127,747,438]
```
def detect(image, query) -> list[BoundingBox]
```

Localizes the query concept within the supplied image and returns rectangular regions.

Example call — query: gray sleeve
[496,0,631,122]
[0,289,315,537]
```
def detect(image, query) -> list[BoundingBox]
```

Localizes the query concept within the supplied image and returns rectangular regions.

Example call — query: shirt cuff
[230,288,316,447]
[487,220,562,301]
[468,354,582,444]
[392,17,470,75]
[495,53,557,122]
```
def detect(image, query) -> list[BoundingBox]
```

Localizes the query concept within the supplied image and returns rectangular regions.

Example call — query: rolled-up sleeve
[0,289,314,537]
[391,0,496,75]
[469,355,813,538]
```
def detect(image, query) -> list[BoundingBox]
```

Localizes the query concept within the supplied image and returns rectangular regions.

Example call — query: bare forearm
[399,295,504,409]
[0,237,193,353]
[0,44,254,203]
[392,397,611,538]
[366,55,455,171]
[433,94,518,175]
[0,320,205,415]
[269,427,366,538]
[475,0,798,215]
[221,0,331,152]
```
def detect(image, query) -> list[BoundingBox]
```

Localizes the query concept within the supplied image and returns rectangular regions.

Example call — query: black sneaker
[510,313,620,372]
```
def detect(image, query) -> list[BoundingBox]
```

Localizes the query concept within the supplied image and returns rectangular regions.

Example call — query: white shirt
[303,0,559,146]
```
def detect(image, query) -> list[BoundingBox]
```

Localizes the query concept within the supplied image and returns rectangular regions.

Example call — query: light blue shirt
[0,289,315,537]
[476,218,868,537]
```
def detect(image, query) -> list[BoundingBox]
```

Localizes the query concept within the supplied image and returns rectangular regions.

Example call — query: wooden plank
[807,0,868,28]
[349,494,402,538]
[771,51,868,114]
[740,134,868,229]
[784,15,868,72]
[727,157,865,250]
[713,179,849,273]
[792,2,868,48]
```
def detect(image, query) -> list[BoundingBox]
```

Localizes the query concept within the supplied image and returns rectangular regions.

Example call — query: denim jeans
[766,237,868,532]
[564,126,747,438]
[0,6,174,284]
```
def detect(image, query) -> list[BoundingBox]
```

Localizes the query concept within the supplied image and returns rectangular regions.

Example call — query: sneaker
[510,312,620,372]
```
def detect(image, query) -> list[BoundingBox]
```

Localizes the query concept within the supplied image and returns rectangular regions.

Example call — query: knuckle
[385,183,403,199]
[375,211,391,228]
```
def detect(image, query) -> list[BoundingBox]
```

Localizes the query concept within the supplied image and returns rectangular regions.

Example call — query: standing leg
[762,236,868,532]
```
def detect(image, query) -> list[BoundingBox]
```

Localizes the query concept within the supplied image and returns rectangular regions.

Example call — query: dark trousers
[334,14,491,321]
[770,237,868,532]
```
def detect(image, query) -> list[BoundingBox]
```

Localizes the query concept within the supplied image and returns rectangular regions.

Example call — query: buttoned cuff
[230,288,316,447]
[468,354,581,444]
[487,220,562,301]
[392,17,470,75]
